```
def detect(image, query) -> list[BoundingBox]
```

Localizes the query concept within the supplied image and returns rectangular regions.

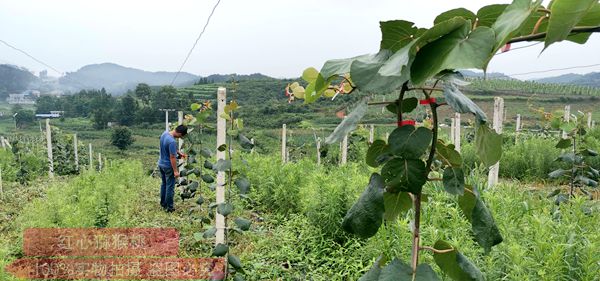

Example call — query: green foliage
[110,126,135,150]
[341,173,385,239]
[432,240,484,281]
[12,106,35,129]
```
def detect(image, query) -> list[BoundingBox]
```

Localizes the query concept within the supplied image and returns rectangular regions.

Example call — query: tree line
[34,84,191,129]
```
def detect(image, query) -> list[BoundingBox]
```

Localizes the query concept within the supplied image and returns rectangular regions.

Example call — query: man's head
[172,125,188,138]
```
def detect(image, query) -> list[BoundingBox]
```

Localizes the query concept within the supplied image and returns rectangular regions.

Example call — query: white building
[7,93,35,105]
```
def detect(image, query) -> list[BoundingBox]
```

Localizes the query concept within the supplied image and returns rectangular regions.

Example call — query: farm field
[2,0,600,280]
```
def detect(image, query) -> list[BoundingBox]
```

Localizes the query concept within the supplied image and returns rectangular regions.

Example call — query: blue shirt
[158,131,177,168]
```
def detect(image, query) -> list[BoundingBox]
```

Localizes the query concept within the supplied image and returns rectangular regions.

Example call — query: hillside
[535,72,600,87]
[0,64,39,99]
[58,63,199,94]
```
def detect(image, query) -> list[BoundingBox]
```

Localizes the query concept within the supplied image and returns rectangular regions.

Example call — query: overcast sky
[1,0,599,80]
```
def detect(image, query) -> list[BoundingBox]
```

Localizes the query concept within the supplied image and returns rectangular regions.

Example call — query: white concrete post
[281,124,287,163]
[0,137,5,149]
[98,153,102,171]
[316,138,321,165]
[0,168,3,200]
[369,124,374,144]
[454,113,461,152]
[215,87,227,246]
[165,110,169,131]
[341,133,348,165]
[73,134,79,172]
[450,117,455,145]
[45,119,54,178]
[178,111,183,150]
[562,105,570,138]
[488,97,504,188]
[89,143,93,170]
[250,138,255,154]
[587,112,592,129]
[516,114,522,132]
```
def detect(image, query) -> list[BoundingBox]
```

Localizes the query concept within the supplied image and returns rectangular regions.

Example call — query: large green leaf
[381,158,427,193]
[476,4,509,27]
[436,140,463,168]
[358,256,385,281]
[566,2,600,44]
[366,140,391,168]
[380,259,440,281]
[359,258,440,281]
[234,177,251,194]
[555,138,572,149]
[491,0,543,51]
[325,98,369,144]
[212,243,229,257]
[385,97,419,115]
[458,187,503,253]
[383,191,412,221]
[217,203,233,216]
[238,134,254,150]
[545,0,598,49]
[227,254,243,271]
[349,50,394,93]
[379,20,420,52]
[576,175,598,187]
[342,173,385,238]
[302,67,319,82]
[443,83,488,123]
[443,167,465,195]
[474,124,503,167]
[433,240,484,281]
[320,53,373,79]
[388,125,433,159]
[435,8,476,25]
[355,42,415,93]
[234,217,251,231]
[213,159,232,171]
[548,168,568,178]
[410,24,496,85]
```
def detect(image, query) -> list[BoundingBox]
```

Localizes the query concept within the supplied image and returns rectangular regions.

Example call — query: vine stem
[570,133,576,198]
[419,246,454,254]
[411,86,440,276]
[507,25,600,43]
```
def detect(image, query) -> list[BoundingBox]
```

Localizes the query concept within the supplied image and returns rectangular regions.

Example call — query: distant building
[35,113,61,119]
[7,93,35,105]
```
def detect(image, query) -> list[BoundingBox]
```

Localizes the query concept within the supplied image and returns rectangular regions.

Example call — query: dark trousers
[159,166,175,211]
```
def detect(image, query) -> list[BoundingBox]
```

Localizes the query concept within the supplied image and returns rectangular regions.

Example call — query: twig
[409,87,443,92]
[419,246,454,254]
[367,101,396,106]
[507,25,600,44]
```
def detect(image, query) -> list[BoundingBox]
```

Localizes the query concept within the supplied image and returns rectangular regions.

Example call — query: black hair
[175,125,188,136]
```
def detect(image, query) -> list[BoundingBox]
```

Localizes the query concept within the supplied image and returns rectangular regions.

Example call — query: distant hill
[534,72,600,87]
[58,63,277,95]
[459,70,511,79]
[0,64,39,99]
[59,63,200,94]
[205,73,273,83]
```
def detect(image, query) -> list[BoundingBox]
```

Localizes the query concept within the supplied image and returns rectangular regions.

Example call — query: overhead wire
[170,0,222,85]
[0,38,63,75]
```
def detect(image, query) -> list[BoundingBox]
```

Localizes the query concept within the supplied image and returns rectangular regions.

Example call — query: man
[158,125,188,212]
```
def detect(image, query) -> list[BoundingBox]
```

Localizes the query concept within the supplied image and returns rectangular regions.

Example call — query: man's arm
[169,141,179,178]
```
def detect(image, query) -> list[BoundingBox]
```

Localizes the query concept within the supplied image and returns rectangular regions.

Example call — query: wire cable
[506,63,600,77]
[170,0,222,85]
[0,39,63,75]
[495,41,543,55]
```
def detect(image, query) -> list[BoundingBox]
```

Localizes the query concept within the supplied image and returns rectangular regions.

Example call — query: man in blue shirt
[158,125,188,212]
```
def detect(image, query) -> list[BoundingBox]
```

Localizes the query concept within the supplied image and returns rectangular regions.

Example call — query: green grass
[0,154,599,280]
